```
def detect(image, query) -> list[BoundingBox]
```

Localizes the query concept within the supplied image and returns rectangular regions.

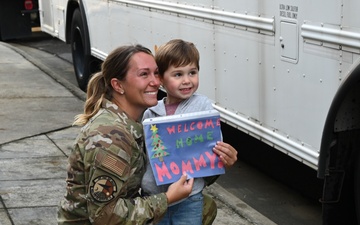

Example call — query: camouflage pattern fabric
[58,99,168,225]
[202,194,217,225]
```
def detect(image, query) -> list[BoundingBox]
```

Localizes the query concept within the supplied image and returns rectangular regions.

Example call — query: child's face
[161,63,199,104]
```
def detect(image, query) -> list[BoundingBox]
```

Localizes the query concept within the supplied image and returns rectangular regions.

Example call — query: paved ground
[0,41,276,224]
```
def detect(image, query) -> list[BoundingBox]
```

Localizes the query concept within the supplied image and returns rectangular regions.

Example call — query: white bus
[38,0,360,223]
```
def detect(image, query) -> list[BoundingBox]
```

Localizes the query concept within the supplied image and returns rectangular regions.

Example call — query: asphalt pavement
[0,41,276,224]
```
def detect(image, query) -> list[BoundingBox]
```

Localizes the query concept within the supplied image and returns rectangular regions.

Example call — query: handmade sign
[143,110,225,185]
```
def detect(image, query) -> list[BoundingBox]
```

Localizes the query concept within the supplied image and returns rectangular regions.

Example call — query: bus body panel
[39,0,67,41]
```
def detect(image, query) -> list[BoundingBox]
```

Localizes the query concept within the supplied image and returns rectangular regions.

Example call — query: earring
[120,91,124,94]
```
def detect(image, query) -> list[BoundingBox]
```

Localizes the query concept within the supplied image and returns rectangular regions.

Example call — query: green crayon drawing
[150,124,170,162]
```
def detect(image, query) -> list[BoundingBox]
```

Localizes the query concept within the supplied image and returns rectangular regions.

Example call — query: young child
[141,39,237,225]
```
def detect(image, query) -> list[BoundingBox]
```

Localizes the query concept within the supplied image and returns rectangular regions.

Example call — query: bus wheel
[70,8,91,91]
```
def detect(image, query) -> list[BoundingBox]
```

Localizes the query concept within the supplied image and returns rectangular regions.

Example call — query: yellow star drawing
[150,124,158,132]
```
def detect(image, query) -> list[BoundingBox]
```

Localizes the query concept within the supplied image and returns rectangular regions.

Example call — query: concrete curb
[1,42,87,102]
[205,183,276,225]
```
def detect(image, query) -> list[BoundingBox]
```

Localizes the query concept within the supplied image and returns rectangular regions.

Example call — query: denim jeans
[157,192,203,225]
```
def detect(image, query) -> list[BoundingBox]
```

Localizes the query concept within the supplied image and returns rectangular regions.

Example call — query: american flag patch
[101,154,128,176]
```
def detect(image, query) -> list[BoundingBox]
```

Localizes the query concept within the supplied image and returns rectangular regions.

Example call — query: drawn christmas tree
[150,124,169,162]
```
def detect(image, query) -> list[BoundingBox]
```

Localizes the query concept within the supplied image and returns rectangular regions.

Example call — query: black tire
[321,131,360,224]
[355,150,360,223]
[70,8,92,91]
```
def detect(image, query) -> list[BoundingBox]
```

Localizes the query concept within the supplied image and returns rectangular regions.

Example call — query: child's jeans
[157,192,203,225]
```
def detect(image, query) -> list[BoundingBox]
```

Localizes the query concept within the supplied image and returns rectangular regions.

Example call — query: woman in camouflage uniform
[57,45,197,225]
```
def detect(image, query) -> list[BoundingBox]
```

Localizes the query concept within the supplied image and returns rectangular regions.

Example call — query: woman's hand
[213,141,238,168]
[165,173,194,204]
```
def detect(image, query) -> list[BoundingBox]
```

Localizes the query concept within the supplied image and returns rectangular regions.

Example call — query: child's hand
[165,173,194,204]
[213,141,238,168]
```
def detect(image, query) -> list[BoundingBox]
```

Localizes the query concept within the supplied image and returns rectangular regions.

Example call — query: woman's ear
[110,78,125,94]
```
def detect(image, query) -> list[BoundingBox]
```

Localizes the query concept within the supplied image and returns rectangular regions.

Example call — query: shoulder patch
[95,150,129,176]
[90,176,117,202]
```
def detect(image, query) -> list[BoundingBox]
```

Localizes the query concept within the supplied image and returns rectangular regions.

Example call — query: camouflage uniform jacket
[58,99,168,225]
